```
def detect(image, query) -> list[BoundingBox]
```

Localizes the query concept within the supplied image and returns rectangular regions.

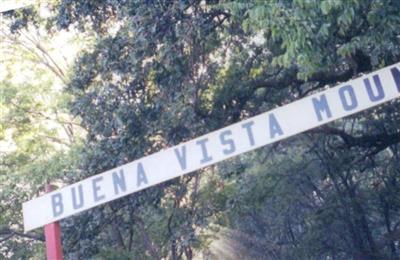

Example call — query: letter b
[51,193,64,217]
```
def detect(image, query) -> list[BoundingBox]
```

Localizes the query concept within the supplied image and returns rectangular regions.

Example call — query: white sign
[23,63,400,232]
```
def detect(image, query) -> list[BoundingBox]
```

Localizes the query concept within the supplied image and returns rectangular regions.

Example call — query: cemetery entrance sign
[23,63,400,232]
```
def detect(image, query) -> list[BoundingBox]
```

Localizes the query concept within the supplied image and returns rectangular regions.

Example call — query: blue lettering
[391,67,400,92]
[339,85,358,111]
[92,176,105,202]
[312,94,332,122]
[51,193,64,217]
[174,146,187,170]
[242,121,256,146]
[71,185,84,210]
[364,75,385,102]
[112,169,126,195]
[196,138,213,164]
[220,130,236,155]
[269,113,284,138]
[137,163,148,187]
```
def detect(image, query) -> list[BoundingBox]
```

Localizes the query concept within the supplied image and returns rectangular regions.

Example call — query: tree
[217,1,400,259]
[0,8,85,259]
[1,0,400,259]
[55,1,232,258]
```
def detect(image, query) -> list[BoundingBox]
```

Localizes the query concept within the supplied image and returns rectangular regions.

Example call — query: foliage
[0,10,85,259]
[1,0,400,259]
[225,0,400,79]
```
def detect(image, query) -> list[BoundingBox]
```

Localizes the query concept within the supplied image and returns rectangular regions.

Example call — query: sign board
[23,63,400,232]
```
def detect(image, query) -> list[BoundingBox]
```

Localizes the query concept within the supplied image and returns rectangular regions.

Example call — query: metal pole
[44,184,64,260]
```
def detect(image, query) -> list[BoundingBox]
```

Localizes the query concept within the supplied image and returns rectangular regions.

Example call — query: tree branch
[0,227,45,242]
[309,126,400,153]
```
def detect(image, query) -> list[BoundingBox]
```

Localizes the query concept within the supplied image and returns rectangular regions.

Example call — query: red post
[44,184,64,260]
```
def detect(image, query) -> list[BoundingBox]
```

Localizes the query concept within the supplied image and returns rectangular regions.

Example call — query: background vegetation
[1,1,399,259]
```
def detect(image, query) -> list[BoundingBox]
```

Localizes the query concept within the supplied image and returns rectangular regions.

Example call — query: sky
[0,0,34,13]
[0,2,88,153]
